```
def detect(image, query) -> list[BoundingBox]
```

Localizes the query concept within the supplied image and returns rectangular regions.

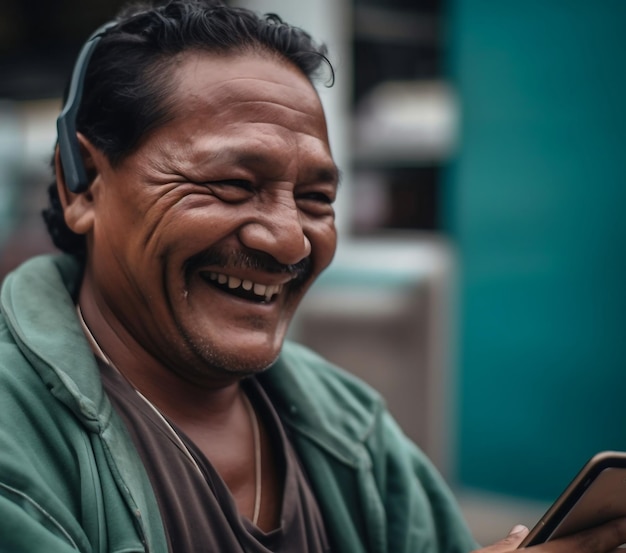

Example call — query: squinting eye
[197,179,254,203]
[213,179,253,191]
[302,192,333,204]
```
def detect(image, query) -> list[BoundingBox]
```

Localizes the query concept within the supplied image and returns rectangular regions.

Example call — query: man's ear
[54,133,103,235]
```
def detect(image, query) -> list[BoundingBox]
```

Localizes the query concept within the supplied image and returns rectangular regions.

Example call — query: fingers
[544,518,626,553]
[472,518,626,553]
[472,525,529,552]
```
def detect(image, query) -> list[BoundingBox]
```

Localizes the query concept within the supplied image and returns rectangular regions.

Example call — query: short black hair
[43,0,332,257]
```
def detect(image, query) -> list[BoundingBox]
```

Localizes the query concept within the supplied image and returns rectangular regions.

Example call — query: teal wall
[444,0,626,500]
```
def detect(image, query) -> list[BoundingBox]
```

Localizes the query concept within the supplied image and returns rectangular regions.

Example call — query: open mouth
[200,271,283,303]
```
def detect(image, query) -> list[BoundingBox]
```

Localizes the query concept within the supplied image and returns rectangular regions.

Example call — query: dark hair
[43,0,333,257]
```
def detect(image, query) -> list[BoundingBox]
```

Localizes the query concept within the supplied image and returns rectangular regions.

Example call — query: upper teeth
[208,272,282,301]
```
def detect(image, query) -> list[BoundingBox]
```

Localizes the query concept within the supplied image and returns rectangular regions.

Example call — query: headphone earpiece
[57,21,117,194]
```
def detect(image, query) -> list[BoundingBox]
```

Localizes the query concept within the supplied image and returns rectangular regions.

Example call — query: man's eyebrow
[202,146,341,186]
[312,165,342,187]
[216,149,266,167]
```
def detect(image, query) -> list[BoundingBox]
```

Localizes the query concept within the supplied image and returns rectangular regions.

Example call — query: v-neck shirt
[98,358,330,553]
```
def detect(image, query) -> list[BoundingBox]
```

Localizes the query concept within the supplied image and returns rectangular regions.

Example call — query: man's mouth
[200,271,283,303]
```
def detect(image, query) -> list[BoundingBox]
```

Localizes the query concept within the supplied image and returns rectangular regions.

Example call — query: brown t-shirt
[99,358,330,553]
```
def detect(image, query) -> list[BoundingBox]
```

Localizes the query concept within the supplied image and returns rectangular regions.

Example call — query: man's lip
[184,249,313,294]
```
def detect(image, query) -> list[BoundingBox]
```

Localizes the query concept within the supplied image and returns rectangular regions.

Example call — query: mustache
[185,248,312,283]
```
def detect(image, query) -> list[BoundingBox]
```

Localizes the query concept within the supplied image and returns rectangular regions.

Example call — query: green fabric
[0,254,477,553]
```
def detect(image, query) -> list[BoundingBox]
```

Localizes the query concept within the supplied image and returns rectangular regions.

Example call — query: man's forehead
[152,51,328,139]
[169,50,322,108]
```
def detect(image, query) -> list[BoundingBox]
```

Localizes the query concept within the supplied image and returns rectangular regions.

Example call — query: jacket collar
[1,254,108,432]
[2,254,382,466]
[260,342,383,469]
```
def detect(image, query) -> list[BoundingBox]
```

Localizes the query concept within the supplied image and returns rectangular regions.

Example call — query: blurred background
[2,0,626,545]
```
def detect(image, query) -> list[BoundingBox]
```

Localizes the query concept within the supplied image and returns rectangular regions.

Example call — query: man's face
[84,51,338,382]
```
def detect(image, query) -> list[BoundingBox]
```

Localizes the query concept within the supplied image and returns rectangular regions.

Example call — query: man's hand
[473,518,626,553]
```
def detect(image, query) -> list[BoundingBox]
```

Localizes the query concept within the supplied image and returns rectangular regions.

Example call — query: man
[0,1,624,552]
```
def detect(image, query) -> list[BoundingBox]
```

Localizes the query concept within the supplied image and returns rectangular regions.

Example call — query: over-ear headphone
[57,21,117,193]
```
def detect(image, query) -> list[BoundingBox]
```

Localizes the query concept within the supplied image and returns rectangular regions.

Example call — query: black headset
[56,22,117,193]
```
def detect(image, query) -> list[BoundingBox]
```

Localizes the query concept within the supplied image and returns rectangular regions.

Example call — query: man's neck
[76,285,245,425]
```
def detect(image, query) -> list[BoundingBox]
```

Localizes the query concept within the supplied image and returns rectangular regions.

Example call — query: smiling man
[1,1,626,553]
[70,51,338,385]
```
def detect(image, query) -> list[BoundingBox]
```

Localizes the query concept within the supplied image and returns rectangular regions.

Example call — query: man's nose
[237,197,312,266]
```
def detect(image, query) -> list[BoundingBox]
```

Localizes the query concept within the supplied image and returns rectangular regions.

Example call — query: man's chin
[219,354,278,377]
[190,344,282,380]
[177,316,288,381]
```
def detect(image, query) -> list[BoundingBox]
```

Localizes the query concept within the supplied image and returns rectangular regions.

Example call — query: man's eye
[301,191,333,204]
[211,179,253,191]
[194,179,254,203]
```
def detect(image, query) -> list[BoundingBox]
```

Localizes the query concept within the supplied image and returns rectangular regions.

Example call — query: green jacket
[0,254,477,553]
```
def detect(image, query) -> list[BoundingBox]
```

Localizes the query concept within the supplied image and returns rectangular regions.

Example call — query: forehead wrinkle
[167,99,326,164]
[193,88,325,138]
[194,73,319,105]
[182,76,323,122]
[231,100,322,136]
